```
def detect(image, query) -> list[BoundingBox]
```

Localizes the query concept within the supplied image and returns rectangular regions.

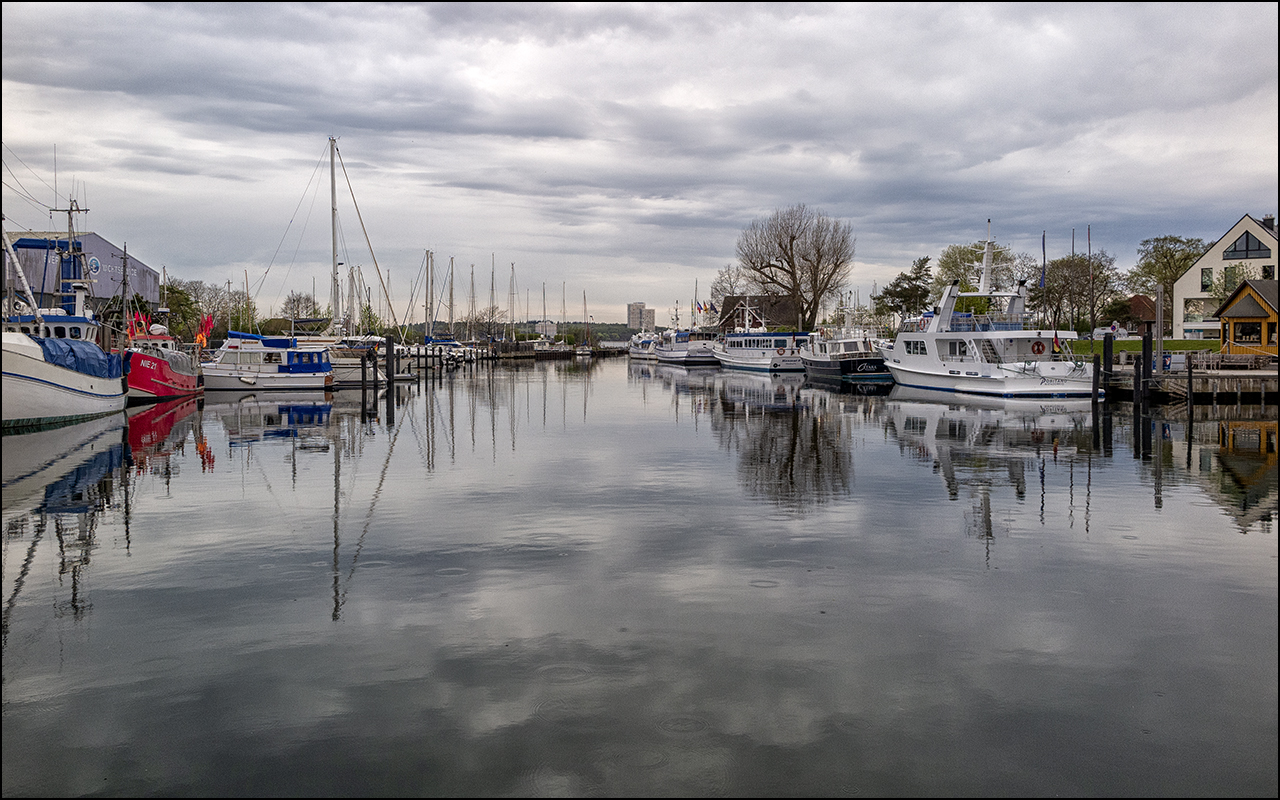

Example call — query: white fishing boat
[627,330,658,360]
[201,331,334,391]
[654,327,720,366]
[3,222,128,432]
[712,300,810,372]
[879,224,1100,399]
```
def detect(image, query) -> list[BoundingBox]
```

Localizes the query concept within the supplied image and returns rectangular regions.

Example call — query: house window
[1264,265,1275,280]
[1233,322,1262,343]
[1269,322,1277,346]
[1223,231,1271,259]
[1183,298,1213,324]
[1201,267,1213,292]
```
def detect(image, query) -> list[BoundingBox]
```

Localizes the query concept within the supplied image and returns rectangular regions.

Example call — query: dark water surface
[3,357,1276,797]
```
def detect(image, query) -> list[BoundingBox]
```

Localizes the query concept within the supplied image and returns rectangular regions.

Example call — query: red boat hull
[126,345,202,401]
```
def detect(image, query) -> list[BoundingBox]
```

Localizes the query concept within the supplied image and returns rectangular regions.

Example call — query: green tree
[159,281,199,341]
[1129,235,1208,334]
[735,203,856,330]
[874,256,932,318]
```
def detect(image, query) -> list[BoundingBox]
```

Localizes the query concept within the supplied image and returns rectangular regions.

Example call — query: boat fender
[777,348,786,355]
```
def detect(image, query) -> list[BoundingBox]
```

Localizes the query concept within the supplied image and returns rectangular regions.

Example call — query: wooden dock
[1106,367,1277,405]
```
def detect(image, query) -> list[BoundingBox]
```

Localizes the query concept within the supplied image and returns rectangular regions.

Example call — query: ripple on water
[749,579,780,588]
[536,663,595,684]
[521,764,603,797]
[434,567,469,576]
[658,715,709,735]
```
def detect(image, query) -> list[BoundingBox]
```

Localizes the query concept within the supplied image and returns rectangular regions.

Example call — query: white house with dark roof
[1173,213,1276,339]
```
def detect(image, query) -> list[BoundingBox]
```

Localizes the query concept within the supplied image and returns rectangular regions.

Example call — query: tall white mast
[329,137,340,334]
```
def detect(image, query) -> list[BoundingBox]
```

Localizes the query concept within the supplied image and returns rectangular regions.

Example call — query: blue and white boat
[201,331,334,391]
[3,227,127,432]
[627,330,658,360]
[654,327,720,366]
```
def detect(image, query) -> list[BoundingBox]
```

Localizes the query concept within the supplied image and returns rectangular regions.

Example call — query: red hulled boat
[123,315,202,403]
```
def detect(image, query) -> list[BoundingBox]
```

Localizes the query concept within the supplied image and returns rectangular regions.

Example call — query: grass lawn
[1070,338,1220,356]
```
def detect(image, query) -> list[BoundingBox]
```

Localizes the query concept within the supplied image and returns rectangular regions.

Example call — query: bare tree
[710,263,752,309]
[281,290,321,320]
[735,203,855,330]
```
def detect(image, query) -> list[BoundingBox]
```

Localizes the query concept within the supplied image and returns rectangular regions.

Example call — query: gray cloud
[3,2,1276,319]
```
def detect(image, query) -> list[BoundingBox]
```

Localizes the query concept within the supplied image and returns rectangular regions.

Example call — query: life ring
[1031,341,1045,355]
[777,348,786,355]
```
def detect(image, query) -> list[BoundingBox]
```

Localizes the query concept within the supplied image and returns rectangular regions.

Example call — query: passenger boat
[654,327,720,366]
[3,227,128,432]
[800,301,892,384]
[201,331,334,391]
[712,299,811,372]
[123,321,202,402]
[714,329,811,372]
[879,226,1100,399]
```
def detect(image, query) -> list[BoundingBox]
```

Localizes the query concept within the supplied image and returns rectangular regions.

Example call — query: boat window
[69,326,82,339]
[54,326,66,337]
[948,341,968,356]
[321,352,329,363]
[264,352,282,363]
[774,339,787,348]
[21,326,30,334]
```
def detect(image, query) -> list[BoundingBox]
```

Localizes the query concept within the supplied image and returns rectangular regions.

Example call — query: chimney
[1263,214,1275,231]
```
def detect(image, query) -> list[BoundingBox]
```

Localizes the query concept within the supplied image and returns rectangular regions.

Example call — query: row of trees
[873,234,1232,335]
[719,204,1236,337]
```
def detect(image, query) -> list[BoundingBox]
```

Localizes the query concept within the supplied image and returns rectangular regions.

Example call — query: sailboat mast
[330,137,340,334]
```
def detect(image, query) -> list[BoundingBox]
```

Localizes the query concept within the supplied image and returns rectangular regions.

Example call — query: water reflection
[2,413,128,633]
[3,362,1275,797]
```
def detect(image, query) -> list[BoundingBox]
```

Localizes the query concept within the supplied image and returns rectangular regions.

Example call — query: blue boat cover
[34,336,125,379]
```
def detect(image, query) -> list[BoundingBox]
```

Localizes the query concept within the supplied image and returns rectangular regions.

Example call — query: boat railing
[897,318,929,333]
[946,312,1027,332]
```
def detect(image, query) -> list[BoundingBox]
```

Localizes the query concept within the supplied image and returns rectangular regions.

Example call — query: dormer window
[1223,231,1271,259]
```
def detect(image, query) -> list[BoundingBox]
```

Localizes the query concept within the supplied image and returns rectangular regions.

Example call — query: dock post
[1141,331,1153,406]
[385,337,395,388]
[1186,356,1194,407]
[1092,353,1100,402]
[1102,333,1114,391]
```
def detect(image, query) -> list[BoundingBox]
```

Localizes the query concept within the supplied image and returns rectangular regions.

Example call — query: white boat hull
[202,368,333,391]
[713,349,805,372]
[2,338,128,431]
[883,357,1097,398]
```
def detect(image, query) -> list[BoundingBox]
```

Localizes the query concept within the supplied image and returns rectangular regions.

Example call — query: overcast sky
[3,2,1276,325]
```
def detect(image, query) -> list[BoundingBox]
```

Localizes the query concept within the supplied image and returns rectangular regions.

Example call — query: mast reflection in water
[2,360,1275,797]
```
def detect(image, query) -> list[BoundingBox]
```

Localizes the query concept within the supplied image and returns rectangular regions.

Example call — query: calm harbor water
[3,357,1276,797]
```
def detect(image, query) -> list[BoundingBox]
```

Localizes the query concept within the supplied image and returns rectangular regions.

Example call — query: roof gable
[1212,279,1278,319]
